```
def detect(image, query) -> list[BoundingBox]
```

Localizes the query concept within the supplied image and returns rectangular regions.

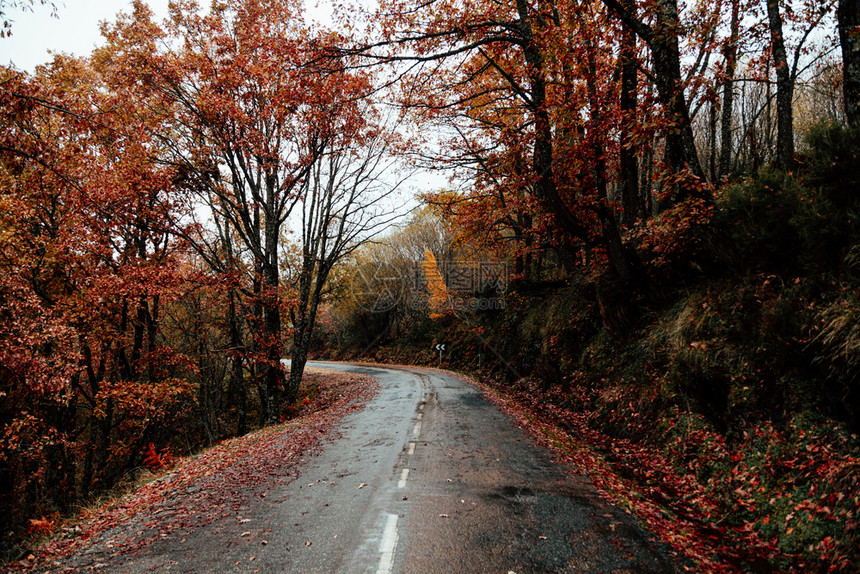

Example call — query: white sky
[0,1,171,72]
[0,0,338,72]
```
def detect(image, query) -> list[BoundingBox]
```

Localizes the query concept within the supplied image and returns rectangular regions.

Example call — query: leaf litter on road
[6,370,378,573]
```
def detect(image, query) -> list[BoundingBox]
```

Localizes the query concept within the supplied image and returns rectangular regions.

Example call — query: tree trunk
[719,0,740,179]
[708,96,717,182]
[286,257,316,407]
[516,0,591,243]
[286,258,331,406]
[227,290,247,435]
[262,261,283,425]
[582,32,647,334]
[97,395,113,483]
[250,273,269,427]
[766,0,795,169]
[261,177,285,425]
[619,0,641,227]
[839,0,860,125]
[602,0,707,198]
[651,0,706,186]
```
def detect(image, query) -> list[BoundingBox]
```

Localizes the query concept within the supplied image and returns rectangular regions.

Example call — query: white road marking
[376,513,399,574]
[412,421,422,438]
[397,468,409,488]
[408,443,415,455]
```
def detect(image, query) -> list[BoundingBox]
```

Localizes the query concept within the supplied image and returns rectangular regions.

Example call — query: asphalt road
[56,363,684,573]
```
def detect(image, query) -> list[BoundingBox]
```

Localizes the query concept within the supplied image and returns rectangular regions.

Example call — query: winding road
[57,363,684,573]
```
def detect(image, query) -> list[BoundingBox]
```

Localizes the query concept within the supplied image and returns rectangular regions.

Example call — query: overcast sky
[0,0,338,73]
[0,1,172,72]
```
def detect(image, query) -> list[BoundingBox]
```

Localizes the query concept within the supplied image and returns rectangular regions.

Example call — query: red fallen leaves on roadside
[451,372,783,573]
[4,371,377,573]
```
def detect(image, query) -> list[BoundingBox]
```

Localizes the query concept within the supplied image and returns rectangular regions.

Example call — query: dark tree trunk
[81,441,95,498]
[262,262,283,425]
[719,0,740,179]
[227,290,247,435]
[287,257,330,406]
[262,178,285,425]
[708,96,717,182]
[766,0,795,169]
[97,395,113,482]
[287,271,314,407]
[250,274,269,427]
[651,0,705,185]
[619,0,641,227]
[131,297,146,370]
[602,0,707,200]
[839,0,860,125]
[584,30,647,333]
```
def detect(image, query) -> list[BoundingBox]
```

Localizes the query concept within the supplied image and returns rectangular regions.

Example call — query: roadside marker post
[434,343,446,365]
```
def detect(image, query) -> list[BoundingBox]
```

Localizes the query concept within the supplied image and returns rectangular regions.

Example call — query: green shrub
[717,169,802,272]
[794,122,860,274]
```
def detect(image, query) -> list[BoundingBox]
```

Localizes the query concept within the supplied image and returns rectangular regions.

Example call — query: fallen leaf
[439,514,449,518]
[305,541,312,547]
[241,532,251,537]
[359,483,367,489]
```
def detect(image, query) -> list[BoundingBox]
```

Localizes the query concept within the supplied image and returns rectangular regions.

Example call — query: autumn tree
[99,0,405,421]
[718,0,742,180]
[761,0,836,168]
[0,54,194,536]
[765,0,795,168]
[366,0,649,293]
[322,208,456,354]
[601,0,706,190]
[284,104,408,404]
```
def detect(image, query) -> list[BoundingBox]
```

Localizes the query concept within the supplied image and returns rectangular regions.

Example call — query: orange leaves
[143,443,174,471]
[631,197,715,273]
[0,47,201,542]
[422,249,451,316]
[96,377,195,425]
[25,516,56,537]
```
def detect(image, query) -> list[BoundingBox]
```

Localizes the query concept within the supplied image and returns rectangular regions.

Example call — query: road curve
[55,363,684,573]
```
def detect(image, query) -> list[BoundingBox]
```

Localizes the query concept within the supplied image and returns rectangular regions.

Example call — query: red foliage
[24,517,55,538]
[142,443,173,471]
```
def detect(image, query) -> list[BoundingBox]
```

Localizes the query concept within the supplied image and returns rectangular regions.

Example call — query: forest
[1,0,858,571]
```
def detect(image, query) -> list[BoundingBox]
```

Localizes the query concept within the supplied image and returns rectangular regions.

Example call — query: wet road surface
[58,363,684,573]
